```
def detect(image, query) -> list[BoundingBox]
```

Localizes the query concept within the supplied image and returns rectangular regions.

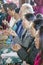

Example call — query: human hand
[12,44,21,52]
[2,20,8,25]
[22,19,30,29]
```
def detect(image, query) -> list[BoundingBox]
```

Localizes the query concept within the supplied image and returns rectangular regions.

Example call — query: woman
[34,26,43,65]
[33,0,43,15]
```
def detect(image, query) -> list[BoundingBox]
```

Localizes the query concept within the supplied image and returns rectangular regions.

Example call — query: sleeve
[17,48,29,63]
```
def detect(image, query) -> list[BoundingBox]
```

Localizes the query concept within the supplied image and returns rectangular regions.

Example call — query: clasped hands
[12,44,21,52]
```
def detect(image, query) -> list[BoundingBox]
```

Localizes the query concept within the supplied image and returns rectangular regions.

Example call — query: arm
[22,19,36,37]
[12,44,30,64]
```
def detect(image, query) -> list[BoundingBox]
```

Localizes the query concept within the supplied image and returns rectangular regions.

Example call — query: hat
[22,3,34,14]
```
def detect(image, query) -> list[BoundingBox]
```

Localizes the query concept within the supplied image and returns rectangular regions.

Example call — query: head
[22,13,36,37]
[36,13,43,19]
[0,5,2,12]
[1,3,9,13]
[39,26,43,64]
[19,3,34,19]
[7,3,17,16]
[34,26,43,50]
[39,26,43,51]
[22,13,36,29]
[34,18,43,30]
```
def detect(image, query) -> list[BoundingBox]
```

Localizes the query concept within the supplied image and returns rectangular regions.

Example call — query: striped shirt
[15,19,27,40]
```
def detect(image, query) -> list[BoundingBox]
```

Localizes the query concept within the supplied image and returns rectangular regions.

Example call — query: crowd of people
[0,1,43,65]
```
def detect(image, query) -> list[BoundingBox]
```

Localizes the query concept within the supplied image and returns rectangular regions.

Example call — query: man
[11,3,35,49]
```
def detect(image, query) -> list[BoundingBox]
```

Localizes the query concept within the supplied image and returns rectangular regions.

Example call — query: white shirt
[9,17,16,28]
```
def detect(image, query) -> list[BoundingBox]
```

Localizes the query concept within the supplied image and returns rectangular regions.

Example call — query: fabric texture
[0,48,22,65]
[34,0,43,6]
[33,6,43,15]
[17,42,39,65]
[34,52,43,65]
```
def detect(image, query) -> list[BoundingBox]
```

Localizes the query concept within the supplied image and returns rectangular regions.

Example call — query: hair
[36,13,43,19]
[34,19,43,30]
[39,26,43,65]
[15,8,20,13]
[8,3,17,10]
[40,26,43,51]
[25,13,36,21]
[0,4,2,9]
[3,3,9,12]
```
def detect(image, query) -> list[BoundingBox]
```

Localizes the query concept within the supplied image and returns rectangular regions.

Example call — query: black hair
[25,13,36,21]
[8,3,17,10]
[0,5,2,9]
[3,3,9,12]
[15,8,20,13]
[39,26,43,65]
[36,13,43,19]
[34,19,43,30]
[39,26,43,50]
[0,12,6,26]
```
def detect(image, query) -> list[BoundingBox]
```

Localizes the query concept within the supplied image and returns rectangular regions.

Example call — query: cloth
[34,0,43,6]
[12,32,34,49]
[34,52,43,65]
[33,6,43,15]
[6,14,11,22]
[15,19,34,44]
[0,48,22,65]
[9,17,16,28]
[16,19,24,38]
[17,42,39,65]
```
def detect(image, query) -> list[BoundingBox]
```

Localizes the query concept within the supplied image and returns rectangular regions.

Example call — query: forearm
[17,48,29,63]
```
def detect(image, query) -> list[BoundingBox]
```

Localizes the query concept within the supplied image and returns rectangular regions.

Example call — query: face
[34,30,40,49]
[7,8,15,16]
[14,12,20,20]
[22,17,34,29]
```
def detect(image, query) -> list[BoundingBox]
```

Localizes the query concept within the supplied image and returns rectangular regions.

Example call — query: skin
[7,4,40,51]
[22,17,36,37]
[12,30,40,51]
[34,30,40,49]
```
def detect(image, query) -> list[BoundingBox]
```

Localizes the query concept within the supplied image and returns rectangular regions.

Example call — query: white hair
[22,3,34,14]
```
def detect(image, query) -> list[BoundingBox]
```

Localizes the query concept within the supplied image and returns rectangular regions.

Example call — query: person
[34,18,43,30]
[12,27,40,65]
[12,14,43,65]
[11,3,36,49]
[0,12,7,27]
[34,0,43,6]
[33,0,43,15]
[1,3,17,28]
[36,13,43,19]
[1,3,9,13]
[12,13,35,49]
[6,3,17,28]
[34,26,43,65]
[1,3,11,29]
[15,3,35,39]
